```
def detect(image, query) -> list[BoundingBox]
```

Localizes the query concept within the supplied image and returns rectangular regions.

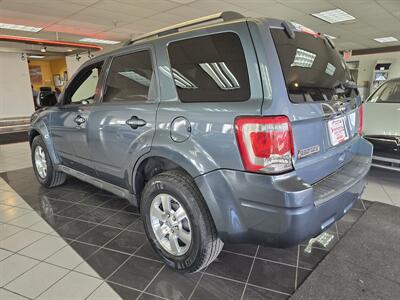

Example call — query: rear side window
[103,50,153,102]
[167,32,250,103]
[271,29,353,103]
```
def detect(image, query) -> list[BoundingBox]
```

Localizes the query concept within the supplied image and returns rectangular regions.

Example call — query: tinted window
[71,68,100,104]
[167,32,250,103]
[103,51,153,102]
[367,80,400,103]
[64,62,103,105]
[271,29,354,103]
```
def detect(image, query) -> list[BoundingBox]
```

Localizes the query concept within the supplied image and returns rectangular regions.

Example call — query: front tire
[141,170,223,273]
[31,135,66,188]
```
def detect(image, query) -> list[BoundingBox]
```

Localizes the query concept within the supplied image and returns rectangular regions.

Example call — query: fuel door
[170,117,191,143]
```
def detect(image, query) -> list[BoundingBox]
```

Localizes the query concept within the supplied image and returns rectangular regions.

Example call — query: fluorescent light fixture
[79,37,120,45]
[291,48,316,68]
[28,55,45,59]
[312,9,356,24]
[199,62,240,90]
[325,63,336,76]
[374,36,398,43]
[172,68,198,89]
[118,71,151,87]
[0,22,42,32]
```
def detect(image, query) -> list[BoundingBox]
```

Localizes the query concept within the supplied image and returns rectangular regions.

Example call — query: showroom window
[167,32,250,103]
[103,50,154,102]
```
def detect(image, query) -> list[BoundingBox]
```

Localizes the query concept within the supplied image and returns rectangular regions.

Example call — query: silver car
[363,78,400,171]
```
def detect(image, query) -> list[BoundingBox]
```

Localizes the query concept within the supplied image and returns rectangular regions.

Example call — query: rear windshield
[271,28,353,103]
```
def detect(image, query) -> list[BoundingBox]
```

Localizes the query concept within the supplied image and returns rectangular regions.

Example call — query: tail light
[235,116,294,174]
[358,104,364,136]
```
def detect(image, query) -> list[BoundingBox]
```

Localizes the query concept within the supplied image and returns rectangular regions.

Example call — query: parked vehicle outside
[363,78,400,171]
[29,12,372,272]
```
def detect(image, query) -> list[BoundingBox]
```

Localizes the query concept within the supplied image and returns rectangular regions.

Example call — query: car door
[88,47,158,187]
[49,60,104,176]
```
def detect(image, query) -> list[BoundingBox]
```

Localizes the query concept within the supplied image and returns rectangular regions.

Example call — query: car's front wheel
[31,135,66,188]
[141,170,223,273]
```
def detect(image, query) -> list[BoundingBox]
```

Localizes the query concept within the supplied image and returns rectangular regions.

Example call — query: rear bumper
[195,138,372,247]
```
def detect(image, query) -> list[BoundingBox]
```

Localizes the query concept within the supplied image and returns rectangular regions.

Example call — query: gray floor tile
[87,282,123,300]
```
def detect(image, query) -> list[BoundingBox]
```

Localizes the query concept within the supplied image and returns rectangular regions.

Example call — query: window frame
[165,30,252,104]
[98,45,159,105]
[61,60,105,107]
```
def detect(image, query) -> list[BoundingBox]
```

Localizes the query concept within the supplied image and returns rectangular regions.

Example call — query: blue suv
[29,12,372,272]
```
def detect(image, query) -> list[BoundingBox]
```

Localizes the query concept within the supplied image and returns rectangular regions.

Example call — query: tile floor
[0,142,399,300]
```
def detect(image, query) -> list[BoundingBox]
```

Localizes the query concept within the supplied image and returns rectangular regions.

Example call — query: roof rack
[125,11,245,45]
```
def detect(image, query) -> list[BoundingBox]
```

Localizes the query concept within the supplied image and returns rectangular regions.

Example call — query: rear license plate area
[328,117,349,146]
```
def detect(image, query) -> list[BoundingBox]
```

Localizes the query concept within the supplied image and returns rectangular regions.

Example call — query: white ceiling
[0,0,400,52]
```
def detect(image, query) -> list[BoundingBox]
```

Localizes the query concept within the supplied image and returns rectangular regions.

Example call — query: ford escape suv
[29,12,372,273]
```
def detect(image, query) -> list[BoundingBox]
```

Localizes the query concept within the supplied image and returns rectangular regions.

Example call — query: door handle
[74,115,86,125]
[126,116,146,129]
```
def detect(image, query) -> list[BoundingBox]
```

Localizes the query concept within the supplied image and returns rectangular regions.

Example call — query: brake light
[235,116,294,174]
[358,105,364,136]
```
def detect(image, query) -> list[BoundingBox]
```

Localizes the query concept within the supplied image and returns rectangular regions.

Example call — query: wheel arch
[132,153,196,199]
[29,121,61,165]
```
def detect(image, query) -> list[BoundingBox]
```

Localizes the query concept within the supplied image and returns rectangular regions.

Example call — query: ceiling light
[291,48,316,68]
[67,49,73,52]
[79,38,120,45]
[312,9,356,24]
[374,37,398,43]
[40,46,47,53]
[0,22,42,32]
[28,55,45,59]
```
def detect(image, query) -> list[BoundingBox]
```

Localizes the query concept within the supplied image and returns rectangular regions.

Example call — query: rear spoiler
[281,21,335,49]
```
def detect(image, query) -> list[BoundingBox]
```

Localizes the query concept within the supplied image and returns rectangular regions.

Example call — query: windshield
[271,28,355,103]
[367,80,400,103]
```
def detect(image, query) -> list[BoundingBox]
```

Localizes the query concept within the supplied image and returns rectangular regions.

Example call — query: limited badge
[298,145,320,159]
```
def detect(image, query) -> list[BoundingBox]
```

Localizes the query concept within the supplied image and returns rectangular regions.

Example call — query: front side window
[66,64,102,105]
[103,50,154,102]
[167,32,250,103]
[368,80,400,103]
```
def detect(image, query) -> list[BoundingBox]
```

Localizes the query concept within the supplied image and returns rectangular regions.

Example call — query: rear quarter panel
[150,20,264,175]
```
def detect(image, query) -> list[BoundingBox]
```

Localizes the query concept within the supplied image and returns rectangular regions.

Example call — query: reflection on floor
[0,142,399,300]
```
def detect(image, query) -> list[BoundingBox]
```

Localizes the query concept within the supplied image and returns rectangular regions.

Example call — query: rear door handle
[74,115,86,125]
[126,116,146,129]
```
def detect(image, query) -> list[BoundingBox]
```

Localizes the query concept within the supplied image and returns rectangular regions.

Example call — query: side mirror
[38,92,57,107]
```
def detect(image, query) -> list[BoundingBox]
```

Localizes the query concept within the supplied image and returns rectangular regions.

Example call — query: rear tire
[141,170,223,273]
[31,135,66,188]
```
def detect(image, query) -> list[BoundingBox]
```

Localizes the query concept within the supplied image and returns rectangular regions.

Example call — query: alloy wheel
[150,193,192,256]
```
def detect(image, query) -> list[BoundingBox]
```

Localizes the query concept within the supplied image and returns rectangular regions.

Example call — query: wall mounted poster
[29,65,42,85]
